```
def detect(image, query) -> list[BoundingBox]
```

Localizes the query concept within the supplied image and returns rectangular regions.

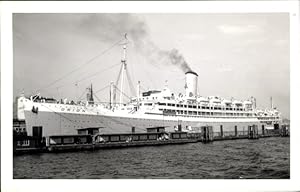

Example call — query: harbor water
[13,137,289,179]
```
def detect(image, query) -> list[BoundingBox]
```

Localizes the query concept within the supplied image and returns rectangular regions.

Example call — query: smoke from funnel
[169,49,192,72]
[79,13,193,73]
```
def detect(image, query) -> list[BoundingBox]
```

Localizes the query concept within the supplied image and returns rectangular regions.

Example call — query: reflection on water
[13,137,289,179]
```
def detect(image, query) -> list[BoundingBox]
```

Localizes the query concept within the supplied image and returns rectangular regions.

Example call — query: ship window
[188,111,192,115]
[188,105,192,108]
[193,106,196,109]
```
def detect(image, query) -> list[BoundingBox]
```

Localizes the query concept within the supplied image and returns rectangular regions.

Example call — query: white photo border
[1,1,299,192]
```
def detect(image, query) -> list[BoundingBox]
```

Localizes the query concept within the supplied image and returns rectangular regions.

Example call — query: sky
[13,13,290,118]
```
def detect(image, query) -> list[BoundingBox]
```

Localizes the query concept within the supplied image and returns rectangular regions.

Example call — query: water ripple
[13,137,289,179]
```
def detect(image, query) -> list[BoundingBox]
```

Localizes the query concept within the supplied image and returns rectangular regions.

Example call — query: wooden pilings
[220,125,223,138]
[280,125,289,137]
[201,126,214,143]
[248,125,259,139]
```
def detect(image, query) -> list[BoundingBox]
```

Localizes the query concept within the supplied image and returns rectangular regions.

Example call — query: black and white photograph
[1,1,300,192]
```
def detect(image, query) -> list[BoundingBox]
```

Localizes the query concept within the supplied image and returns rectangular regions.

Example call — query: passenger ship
[16,36,281,138]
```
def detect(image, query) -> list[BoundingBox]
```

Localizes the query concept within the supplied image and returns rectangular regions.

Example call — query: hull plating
[24,109,263,137]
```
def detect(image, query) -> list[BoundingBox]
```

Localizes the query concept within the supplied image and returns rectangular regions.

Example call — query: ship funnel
[185,71,198,99]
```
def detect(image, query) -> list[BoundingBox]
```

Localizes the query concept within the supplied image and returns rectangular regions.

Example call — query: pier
[13,124,289,155]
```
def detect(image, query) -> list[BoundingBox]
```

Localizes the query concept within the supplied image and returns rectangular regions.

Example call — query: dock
[13,125,289,155]
[47,139,197,152]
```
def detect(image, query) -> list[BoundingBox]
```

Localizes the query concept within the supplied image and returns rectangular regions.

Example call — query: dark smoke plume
[79,13,193,73]
[169,49,192,72]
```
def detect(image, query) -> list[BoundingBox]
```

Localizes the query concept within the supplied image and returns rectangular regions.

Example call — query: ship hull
[24,109,265,137]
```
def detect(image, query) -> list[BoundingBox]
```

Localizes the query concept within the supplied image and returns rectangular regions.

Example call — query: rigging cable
[113,64,123,102]
[93,94,102,103]
[35,38,124,93]
[78,89,88,101]
[54,62,121,90]
[52,61,120,102]
[94,85,110,94]
[125,68,136,96]
[76,62,121,85]
[114,63,123,89]
[114,86,131,101]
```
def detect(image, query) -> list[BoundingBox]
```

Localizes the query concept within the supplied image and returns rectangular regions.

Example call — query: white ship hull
[22,99,266,137]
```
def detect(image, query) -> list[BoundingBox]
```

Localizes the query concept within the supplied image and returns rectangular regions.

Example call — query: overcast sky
[13,13,290,118]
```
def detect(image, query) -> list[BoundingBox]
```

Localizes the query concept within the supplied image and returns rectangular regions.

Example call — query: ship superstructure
[16,36,281,137]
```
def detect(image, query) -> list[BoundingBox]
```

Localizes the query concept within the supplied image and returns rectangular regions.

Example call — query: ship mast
[119,33,128,105]
[110,81,114,109]
[270,96,273,109]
